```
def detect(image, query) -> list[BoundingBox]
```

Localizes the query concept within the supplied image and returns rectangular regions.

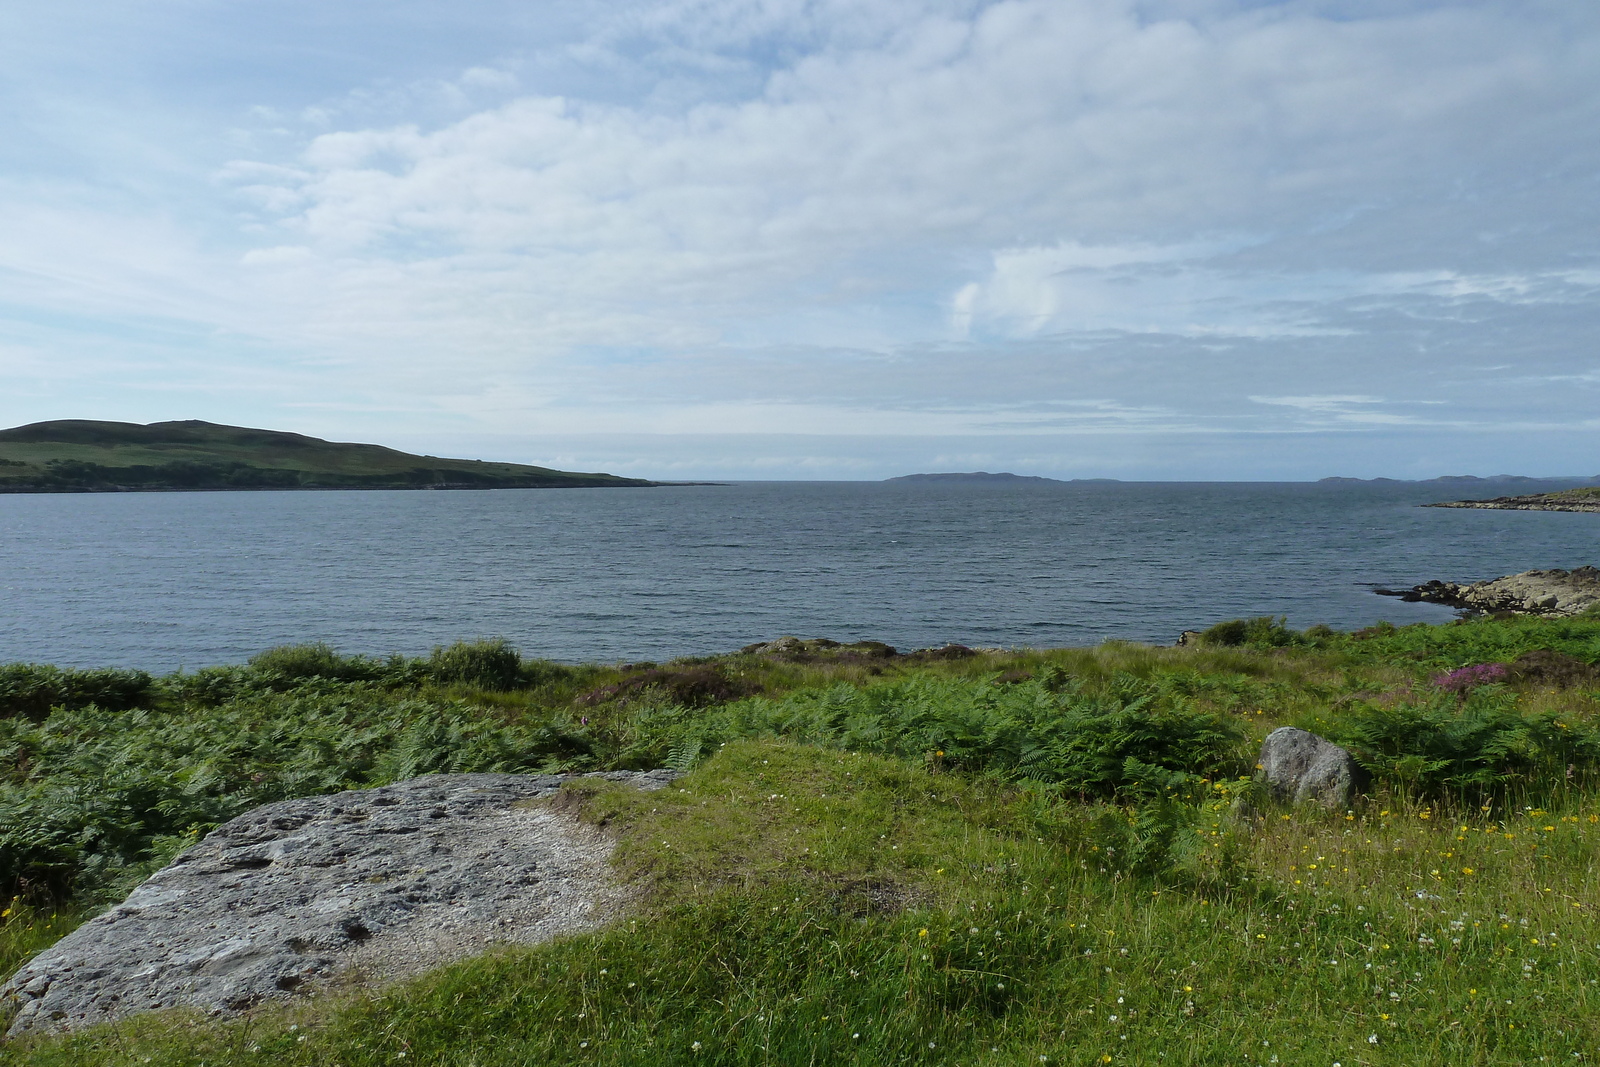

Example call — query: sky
[2,0,1598,480]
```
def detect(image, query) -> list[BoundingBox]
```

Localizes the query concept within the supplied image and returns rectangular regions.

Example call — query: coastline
[1424,497,1600,513]
[1424,486,1600,512]
[0,480,660,494]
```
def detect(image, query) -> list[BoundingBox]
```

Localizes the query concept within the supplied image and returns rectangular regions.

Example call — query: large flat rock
[2,770,674,1036]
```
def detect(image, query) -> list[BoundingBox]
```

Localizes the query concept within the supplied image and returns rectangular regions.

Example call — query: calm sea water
[1,481,1596,671]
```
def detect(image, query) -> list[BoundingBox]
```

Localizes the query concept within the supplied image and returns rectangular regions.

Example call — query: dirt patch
[826,877,924,919]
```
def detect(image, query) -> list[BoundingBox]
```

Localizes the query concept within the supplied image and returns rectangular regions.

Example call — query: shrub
[1342,613,1600,670]
[0,688,593,900]
[1431,663,1508,694]
[1197,617,1301,649]
[0,664,154,721]
[248,642,385,682]
[1508,649,1600,689]
[1324,692,1600,802]
[429,639,522,691]
[518,658,577,688]
[576,667,756,708]
[165,665,265,706]
[1086,786,1252,885]
[631,675,1249,795]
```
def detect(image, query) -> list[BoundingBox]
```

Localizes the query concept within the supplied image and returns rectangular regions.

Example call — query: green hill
[0,420,654,491]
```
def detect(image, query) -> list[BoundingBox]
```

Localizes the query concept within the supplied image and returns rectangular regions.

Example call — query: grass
[4,615,1600,1063]
[1534,487,1600,505]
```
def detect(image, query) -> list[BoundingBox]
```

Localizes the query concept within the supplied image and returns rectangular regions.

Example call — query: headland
[1423,486,1600,512]
[0,419,654,492]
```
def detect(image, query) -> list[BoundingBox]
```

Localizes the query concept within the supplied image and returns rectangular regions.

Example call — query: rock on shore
[2,770,675,1037]
[1425,488,1600,512]
[1376,567,1600,617]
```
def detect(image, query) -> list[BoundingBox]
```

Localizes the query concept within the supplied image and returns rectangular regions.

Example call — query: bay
[0,480,1595,671]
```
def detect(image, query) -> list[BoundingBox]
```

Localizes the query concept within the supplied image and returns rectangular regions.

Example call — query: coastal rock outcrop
[735,637,988,661]
[1425,489,1600,513]
[1,770,675,1037]
[1376,567,1600,617]
[738,637,898,659]
[1257,727,1365,810]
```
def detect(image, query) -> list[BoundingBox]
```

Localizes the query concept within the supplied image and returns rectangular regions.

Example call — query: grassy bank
[3,615,1600,1064]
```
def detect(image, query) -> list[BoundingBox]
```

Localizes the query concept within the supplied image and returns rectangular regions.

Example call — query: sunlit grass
[10,740,1600,1065]
[0,904,80,986]
[5,615,1600,1063]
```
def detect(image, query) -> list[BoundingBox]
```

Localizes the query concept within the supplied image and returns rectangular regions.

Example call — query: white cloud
[953,251,1600,340]
[214,0,1600,363]
[3,0,1600,474]
[1247,394,1459,427]
[1251,395,1389,411]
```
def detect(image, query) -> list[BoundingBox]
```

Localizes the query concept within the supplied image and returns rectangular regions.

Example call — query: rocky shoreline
[1376,567,1600,617]
[1425,488,1600,512]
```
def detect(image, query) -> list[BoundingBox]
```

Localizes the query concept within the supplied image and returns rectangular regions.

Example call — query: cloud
[3,0,1600,475]
[1247,393,1465,428]
[953,250,1600,340]
[1250,395,1389,411]
[217,1,1600,360]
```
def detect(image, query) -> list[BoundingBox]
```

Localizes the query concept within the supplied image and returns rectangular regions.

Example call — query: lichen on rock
[1,770,675,1036]
[1257,727,1366,811]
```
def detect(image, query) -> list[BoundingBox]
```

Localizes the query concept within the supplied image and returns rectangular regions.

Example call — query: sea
[0,480,1596,671]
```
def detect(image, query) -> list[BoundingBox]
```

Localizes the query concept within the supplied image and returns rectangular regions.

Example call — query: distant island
[0,420,655,492]
[886,472,1102,484]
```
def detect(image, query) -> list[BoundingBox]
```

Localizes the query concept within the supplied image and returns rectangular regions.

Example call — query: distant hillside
[885,471,1071,484]
[0,420,654,492]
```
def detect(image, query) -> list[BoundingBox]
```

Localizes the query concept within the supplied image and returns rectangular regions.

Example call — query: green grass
[4,615,1600,1063]
[0,906,80,991]
[8,741,1600,1065]
[1331,614,1600,671]
[1541,487,1600,504]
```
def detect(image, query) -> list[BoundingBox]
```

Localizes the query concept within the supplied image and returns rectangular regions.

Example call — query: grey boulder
[2,770,675,1037]
[1256,727,1366,810]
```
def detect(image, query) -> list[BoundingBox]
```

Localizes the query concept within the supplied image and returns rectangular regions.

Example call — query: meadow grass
[3,617,1600,1063]
[6,740,1600,1065]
